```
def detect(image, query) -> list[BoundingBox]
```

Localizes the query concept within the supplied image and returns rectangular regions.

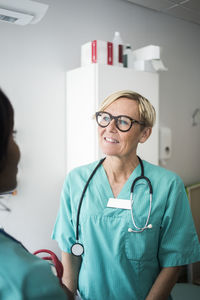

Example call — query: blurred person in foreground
[0,88,70,299]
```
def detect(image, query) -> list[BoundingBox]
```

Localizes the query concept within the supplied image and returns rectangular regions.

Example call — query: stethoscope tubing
[129,157,153,232]
[75,158,106,241]
[131,175,153,194]
[130,193,152,232]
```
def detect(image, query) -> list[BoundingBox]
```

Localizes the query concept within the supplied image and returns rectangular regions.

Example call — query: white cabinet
[66,64,159,172]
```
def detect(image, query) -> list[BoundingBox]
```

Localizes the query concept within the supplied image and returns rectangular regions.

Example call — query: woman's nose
[107,119,117,132]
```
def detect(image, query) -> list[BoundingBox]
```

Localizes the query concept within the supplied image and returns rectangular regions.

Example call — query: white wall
[0,0,199,255]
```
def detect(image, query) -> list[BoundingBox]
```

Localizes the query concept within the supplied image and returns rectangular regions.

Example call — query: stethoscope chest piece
[71,243,84,256]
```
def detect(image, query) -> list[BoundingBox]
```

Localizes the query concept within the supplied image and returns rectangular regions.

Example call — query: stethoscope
[71,156,153,256]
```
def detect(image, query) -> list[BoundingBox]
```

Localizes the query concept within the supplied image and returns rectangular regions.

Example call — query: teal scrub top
[0,229,67,300]
[52,159,200,300]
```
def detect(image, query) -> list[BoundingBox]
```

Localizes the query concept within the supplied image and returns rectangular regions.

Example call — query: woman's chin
[101,145,120,156]
[102,149,118,156]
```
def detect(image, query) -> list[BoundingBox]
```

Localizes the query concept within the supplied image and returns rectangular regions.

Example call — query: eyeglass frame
[0,196,11,212]
[95,111,145,132]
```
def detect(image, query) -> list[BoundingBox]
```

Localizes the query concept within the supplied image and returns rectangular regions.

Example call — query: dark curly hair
[0,88,14,169]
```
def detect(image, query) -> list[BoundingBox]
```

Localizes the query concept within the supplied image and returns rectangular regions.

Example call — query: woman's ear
[139,127,152,144]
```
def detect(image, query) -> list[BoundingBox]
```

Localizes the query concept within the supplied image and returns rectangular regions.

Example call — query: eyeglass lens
[96,112,132,131]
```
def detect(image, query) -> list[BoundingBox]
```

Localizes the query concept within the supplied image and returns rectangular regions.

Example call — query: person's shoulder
[143,160,183,185]
[0,229,28,260]
[0,231,66,299]
[0,229,28,249]
[0,230,40,278]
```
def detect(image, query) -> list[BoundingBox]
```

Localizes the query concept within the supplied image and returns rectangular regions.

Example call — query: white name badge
[107,198,131,210]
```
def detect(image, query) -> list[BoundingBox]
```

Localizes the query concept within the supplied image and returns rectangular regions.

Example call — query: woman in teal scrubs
[52,90,200,300]
[0,88,68,299]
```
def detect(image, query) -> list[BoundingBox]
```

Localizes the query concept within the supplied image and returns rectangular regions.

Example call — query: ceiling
[125,0,200,25]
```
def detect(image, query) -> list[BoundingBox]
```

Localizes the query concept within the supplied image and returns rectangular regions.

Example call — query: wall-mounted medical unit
[159,127,172,165]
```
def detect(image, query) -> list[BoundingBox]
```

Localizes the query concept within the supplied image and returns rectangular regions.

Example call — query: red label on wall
[107,42,113,65]
[92,40,97,63]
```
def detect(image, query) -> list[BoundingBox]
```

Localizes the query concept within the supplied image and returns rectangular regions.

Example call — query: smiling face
[98,97,151,160]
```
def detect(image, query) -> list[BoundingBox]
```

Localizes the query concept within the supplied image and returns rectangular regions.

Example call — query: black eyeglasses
[95,111,145,132]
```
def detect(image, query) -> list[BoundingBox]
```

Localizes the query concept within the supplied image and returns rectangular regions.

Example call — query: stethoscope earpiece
[147,224,152,229]
[128,224,153,233]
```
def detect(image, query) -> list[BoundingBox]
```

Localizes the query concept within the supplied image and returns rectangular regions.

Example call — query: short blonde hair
[98,90,156,127]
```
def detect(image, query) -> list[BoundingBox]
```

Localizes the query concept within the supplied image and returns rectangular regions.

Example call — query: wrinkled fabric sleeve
[158,176,200,267]
[52,173,75,253]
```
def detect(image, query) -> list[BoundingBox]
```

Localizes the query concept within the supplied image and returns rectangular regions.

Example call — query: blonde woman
[53,90,200,300]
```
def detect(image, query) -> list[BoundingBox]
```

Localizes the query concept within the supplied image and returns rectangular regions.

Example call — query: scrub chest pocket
[125,225,159,261]
[103,208,160,261]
